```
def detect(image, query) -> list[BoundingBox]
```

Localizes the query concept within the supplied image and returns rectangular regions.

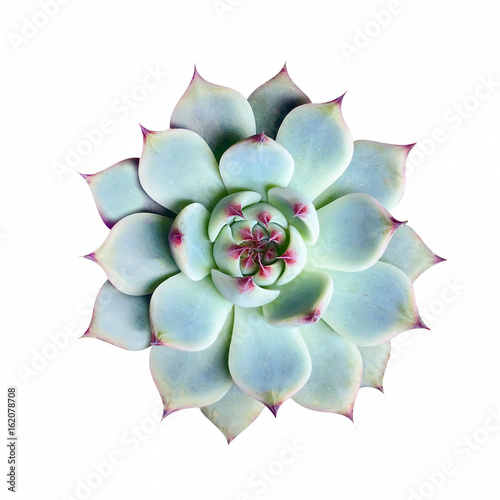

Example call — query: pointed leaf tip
[267,402,281,417]
[414,316,430,331]
[79,172,92,182]
[434,255,447,264]
[343,408,355,424]
[328,91,347,106]
[403,143,417,154]
[162,407,177,420]
[192,64,199,81]
[80,329,90,338]
[391,218,408,230]
[83,252,97,263]
[253,132,269,143]
[139,124,155,139]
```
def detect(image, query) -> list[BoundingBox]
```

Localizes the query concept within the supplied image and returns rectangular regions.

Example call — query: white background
[2,1,499,499]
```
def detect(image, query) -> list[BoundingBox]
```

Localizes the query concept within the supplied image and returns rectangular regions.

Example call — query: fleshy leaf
[150,274,233,351]
[83,280,151,350]
[276,99,353,200]
[150,310,233,416]
[170,69,256,160]
[87,213,177,296]
[263,268,333,327]
[308,193,403,272]
[138,128,226,213]
[201,384,264,444]
[358,343,391,391]
[219,134,294,201]
[208,191,261,242]
[247,64,311,139]
[322,262,425,346]
[213,225,243,277]
[314,141,414,211]
[211,270,279,308]
[229,307,312,414]
[81,158,172,228]
[275,226,307,285]
[293,320,362,416]
[379,224,445,281]
[169,203,215,281]
[268,187,319,245]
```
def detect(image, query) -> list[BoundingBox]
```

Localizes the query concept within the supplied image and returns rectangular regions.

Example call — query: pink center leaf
[236,276,255,294]
[257,211,272,227]
[293,202,308,218]
[277,249,297,265]
[226,203,244,219]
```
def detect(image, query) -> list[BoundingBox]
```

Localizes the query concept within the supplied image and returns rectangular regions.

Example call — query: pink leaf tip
[414,316,430,331]
[83,252,97,263]
[139,124,155,140]
[266,402,282,417]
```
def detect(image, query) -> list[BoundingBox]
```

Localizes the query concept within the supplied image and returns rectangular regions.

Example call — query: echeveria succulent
[81,65,443,443]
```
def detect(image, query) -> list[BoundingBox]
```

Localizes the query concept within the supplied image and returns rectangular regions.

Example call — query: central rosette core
[168,188,320,309]
[228,221,285,275]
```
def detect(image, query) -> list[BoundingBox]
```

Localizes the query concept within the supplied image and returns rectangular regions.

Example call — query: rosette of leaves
[81,65,443,443]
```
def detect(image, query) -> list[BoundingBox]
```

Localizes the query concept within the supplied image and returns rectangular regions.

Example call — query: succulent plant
[81,65,443,443]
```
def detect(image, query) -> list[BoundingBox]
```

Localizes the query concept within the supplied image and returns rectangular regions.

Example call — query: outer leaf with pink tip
[248,64,311,139]
[150,274,233,351]
[268,187,319,245]
[82,158,172,228]
[211,270,280,308]
[168,203,215,281]
[219,134,294,201]
[308,193,404,272]
[293,320,362,416]
[150,310,233,416]
[358,343,391,391]
[170,69,256,160]
[87,213,178,296]
[314,141,414,211]
[229,307,312,415]
[263,268,333,328]
[208,191,261,241]
[83,281,151,351]
[322,262,425,346]
[276,99,353,200]
[380,224,445,281]
[138,128,226,213]
[201,384,264,444]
